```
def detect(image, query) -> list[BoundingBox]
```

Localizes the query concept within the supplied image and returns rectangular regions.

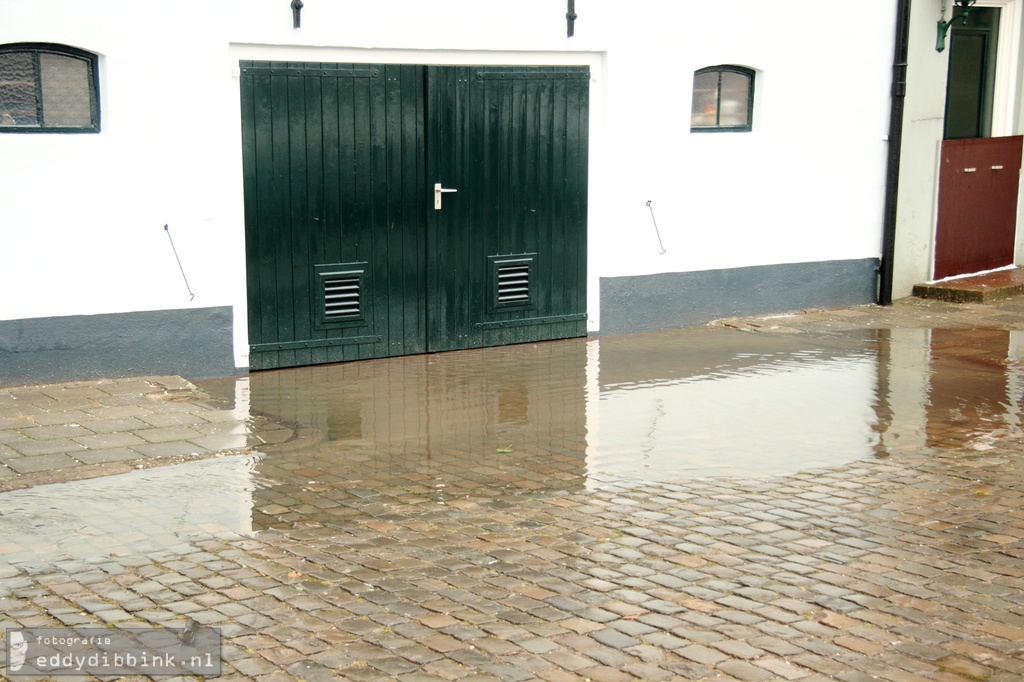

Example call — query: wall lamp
[937,0,976,51]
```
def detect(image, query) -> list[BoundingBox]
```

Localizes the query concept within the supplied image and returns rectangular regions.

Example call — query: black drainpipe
[879,0,913,305]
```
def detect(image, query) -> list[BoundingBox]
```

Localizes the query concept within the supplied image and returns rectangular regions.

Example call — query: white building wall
[1,0,897,372]
[1,3,241,321]
[594,8,894,279]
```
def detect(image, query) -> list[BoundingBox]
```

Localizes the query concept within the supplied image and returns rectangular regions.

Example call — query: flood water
[2,326,1023,564]
[206,325,1024,483]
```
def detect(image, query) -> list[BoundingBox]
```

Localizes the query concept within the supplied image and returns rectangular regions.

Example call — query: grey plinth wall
[0,307,236,387]
[599,258,879,334]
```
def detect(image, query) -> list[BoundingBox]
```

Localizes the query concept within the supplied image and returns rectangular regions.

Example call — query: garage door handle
[434,183,458,210]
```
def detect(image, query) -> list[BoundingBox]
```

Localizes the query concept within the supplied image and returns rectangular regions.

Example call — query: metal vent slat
[324,276,361,319]
[497,265,530,303]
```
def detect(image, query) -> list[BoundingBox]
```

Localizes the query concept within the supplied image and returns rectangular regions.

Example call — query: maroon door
[934,136,1022,280]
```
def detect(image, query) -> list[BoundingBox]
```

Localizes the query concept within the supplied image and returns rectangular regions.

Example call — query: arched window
[0,43,100,132]
[691,65,754,133]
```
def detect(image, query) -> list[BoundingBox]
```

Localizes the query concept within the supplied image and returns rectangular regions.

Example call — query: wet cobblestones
[3,297,1024,679]
[0,376,266,491]
[3,445,1024,680]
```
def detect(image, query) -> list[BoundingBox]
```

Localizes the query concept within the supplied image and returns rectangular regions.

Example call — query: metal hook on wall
[646,200,667,254]
[164,224,195,301]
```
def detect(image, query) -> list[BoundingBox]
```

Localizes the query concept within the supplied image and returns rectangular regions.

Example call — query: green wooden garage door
[239,62,589,370]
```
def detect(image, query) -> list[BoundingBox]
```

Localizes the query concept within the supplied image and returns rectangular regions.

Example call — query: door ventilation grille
[489,254,536,311]
[315,262,369,329]
[324,276,361,319]
[497,264,531,304]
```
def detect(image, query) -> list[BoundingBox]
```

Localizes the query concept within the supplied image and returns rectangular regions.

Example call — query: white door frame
[972,0,1021,136]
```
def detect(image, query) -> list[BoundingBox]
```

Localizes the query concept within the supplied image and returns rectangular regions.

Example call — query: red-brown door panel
[934,135,1022,280]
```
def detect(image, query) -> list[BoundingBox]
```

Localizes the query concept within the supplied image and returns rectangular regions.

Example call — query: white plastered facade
[1,1,897,372]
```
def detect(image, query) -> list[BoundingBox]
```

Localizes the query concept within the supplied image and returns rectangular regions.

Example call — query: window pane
[718,71,750,127]
[0,51,39,126]
[40,52,92,127]
[691,71,719,127]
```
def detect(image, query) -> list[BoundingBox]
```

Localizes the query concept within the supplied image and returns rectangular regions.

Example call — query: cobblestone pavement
[0,376,273,493]
[1,297,1024,681]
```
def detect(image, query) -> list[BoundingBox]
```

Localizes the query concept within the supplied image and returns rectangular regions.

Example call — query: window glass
[690,71,719,128]
[0,52,38,125]
[719,71,750,127]
[0,44,99,132]
[40,53,92,127]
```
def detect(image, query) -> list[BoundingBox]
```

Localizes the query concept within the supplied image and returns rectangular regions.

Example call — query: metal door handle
[434,183,458,210]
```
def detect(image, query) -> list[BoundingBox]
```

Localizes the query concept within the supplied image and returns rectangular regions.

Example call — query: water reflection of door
[926,328,1012,447]
[878,327,1022,451]
[935,7,1022,279]
[243,340,589,505]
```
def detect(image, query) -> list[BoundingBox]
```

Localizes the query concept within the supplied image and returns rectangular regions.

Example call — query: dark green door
[426,66,589,352]
[240,62,588,370]
[944,7,1000,140]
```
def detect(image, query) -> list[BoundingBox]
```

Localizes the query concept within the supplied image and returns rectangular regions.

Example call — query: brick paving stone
[607,618,657,636]
[621,662,674,680]
[75,447,142,464]
[679,644,729,666]
[420,633,470,653]
[936,654,995,679]
[580,645,638,668]
[368,656,421,675]
[569,666,631,682]
[715,659,774,681]
[754,657,814,680]
[835,634,887,656]
[232,656,281,677]
[589,627,641,649]
[6,452,84,472]
[786,651,851,675]
[709,639,765,659]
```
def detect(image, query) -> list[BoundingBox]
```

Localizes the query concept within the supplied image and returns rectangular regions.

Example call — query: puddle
[3,326,1024,564]
[200,325,1024,487]
[0,456,262,566]
[587,341,881,480]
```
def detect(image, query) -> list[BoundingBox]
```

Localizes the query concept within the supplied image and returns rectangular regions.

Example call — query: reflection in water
[924,328,1018,448]
[0,456,262,564]
[201,327,1024,489]
[588,345,880,480]
[236,341,590,492]
[3,326,1024,564]
[591,328,900,483]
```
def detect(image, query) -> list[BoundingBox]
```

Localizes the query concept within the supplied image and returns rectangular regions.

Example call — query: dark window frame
[690,65,755,133]
[0,42,100,133]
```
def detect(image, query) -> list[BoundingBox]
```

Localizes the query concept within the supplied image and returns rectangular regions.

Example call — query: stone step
[912,267,1024,303]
